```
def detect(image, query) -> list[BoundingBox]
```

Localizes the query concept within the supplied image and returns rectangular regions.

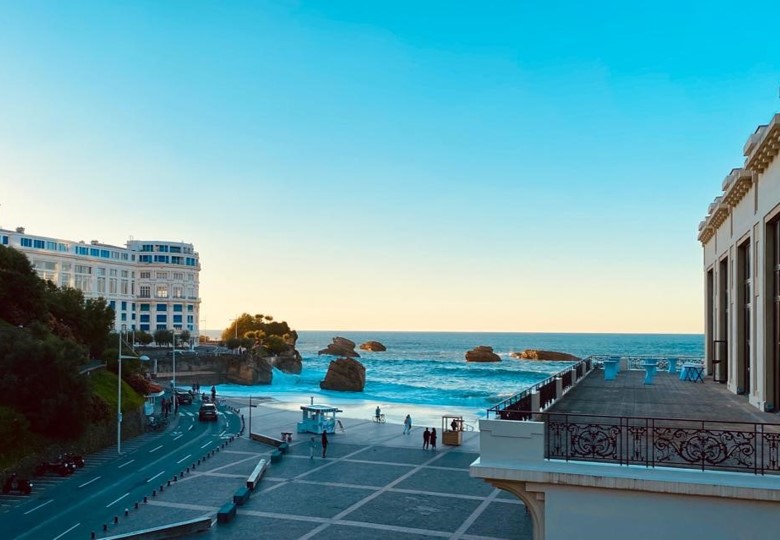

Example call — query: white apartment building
[0,227,201,338]
[698,112,780,412]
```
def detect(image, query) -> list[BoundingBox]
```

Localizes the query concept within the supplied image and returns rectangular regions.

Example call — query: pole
[117,332,122,455]
[248,396,252,438]
[171,329,176,389]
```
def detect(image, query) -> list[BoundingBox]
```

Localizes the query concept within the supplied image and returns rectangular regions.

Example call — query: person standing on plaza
[403,414,412,435]
[423,427,430,449]
[430,428,437,451]
[321,431,329,458]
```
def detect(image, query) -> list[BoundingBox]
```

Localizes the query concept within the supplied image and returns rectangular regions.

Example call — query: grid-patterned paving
[101,418,532,540]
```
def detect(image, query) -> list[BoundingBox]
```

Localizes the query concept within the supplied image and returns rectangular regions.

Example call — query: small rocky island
[319,336,360,357]
[511,349,580,362]
[359,340,386,352]
[465,345,501,362]
[320,357,366,391]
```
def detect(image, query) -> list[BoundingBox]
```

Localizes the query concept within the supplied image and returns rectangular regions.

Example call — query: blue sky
[1,1,778,332]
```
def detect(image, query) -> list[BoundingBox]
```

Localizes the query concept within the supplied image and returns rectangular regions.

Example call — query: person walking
[211,385,216,402]
[309,436,317,460]
[375,405,381,421]
[430,428,437,451]
[423,427,430,449]
[321,431,329,458]
[403,414,412,435]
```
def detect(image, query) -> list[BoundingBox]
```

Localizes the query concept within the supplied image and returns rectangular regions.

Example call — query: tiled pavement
[100,403,532,539]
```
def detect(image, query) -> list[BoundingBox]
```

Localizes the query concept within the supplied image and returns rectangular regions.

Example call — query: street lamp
[117,327,150,455]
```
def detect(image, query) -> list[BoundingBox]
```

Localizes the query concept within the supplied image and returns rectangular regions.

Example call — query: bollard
[160,484,164,492]
[91,532,95,539]
[135,502,139,509]
[103,524,108,532]
[186,467,189,473]
[174,475,178,482]
[124,508,129,517]
[144,496,148,503]
[152,490,156,497]
[114,516,118,525]
[168,480,171,487]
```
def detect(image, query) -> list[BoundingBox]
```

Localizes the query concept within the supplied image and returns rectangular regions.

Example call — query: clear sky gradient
[1,1,779,333]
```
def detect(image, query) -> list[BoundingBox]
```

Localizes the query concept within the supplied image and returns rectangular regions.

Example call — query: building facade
[698,113,780,412]
[0,228,201,338]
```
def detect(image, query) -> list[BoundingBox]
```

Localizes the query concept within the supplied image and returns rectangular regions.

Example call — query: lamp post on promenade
[117,326,149,455]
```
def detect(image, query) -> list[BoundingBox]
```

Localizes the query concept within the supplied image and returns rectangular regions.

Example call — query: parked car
[35,457,75,477]
[2,473,32,495]
[199,403,218,421]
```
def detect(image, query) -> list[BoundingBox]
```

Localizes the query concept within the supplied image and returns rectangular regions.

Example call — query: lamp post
[117,328,149,455]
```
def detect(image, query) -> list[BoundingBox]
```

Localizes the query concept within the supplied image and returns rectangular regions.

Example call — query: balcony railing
[537,412,780,475]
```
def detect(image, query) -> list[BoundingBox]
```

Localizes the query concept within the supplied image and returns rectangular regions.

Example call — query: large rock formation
[225,355,273,385]
[320,357,366,391]
[511,349,581,362]
[465,346,501,363]
[318,336,360,358]
[359,341,386,352]
[272,350,303,374]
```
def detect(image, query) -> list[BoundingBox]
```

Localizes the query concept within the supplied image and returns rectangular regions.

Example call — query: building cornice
[745,114,780,174]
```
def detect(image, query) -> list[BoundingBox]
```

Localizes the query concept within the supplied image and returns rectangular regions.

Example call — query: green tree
[179,330,191,347]
[135,330,153,346]
[154,329,173,347]
[0,245,46,326]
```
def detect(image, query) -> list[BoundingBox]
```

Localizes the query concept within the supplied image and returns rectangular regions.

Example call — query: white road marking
[188,425,194,431]
[173,434,183,441]
[78,476,101,488]
[23,499,53,515]
[118,459,135,469]
[52,523,80,540]
[200,441,211,449]
[149,445,163,453]
[106,492,129,508]
[146,471,165,483]
[176,454,192,464]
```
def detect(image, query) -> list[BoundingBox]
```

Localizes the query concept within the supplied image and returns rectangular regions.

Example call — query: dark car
[199,403,218,422]
[175,388,193,405]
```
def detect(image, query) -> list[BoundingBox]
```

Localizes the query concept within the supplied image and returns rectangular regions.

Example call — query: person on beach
[375,406,381,420]
[430,428,437,450]
[309,436,317,459]
[321,431,329,458]
[423,427,430,449]
[403,414,412,435]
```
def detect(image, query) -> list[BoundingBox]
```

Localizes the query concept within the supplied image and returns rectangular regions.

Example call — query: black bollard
[167,480,171,486]
[152,490,156,497]
[160,484,164,492]
[124,508,129,517]
[135,502,139,509]
[91,532,95,539]
[144,496,148,503]
[113,516,118,525]
[103,524,108,532]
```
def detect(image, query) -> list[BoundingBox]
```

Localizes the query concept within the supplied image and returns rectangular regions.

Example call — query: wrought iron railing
[561,370,573,391]
[487,359,590,419]
[537,412,780,475]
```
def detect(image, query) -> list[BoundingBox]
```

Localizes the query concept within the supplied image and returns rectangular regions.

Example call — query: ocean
[214,331,704,429]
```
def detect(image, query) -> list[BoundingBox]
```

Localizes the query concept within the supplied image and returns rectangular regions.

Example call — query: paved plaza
[101,402,531,539]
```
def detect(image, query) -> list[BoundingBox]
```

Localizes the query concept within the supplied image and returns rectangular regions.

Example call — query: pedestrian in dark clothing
[430,428,437,451]
[161,397,167,418]
[423,428,430,449]
[211,386,216,402]
[321,431,329,458]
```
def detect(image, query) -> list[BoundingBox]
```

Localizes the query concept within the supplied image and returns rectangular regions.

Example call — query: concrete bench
[270,449,283,464]
[217,502,237,524]
[233,486,251,506]
[250,432,283,447]
[99,517,211,539]
[246,458,268,490]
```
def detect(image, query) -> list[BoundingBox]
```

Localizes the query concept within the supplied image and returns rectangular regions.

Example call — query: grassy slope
[89,369,145,413]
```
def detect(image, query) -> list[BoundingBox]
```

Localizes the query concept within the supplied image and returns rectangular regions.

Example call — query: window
[121,279,128,295]
[156,314,167,323]
[140,314,150,323]
[76,246,89,255]
[60,273,71,287]
[121,313,127,321]
[111,251,120,260]
[21,238,32,247]
[109,278,117,294]
[156,285,168,298]
[156,272,168,279]
[171,256,183,265]
[121,270,129,278]
[97,277,106,294]
[121,301,127,311]
[109,301,115,310]
[156,304,167,311]
[61,262,71,271]
[173,304,183,312]
[154,255,169,263]
[100,250,110,258]
[33,239,45,249]
[173,315,182,323]
[139,255,152,263]
[97,267,106,276]
[140,324,150,332]
[139,286,151,298]
[141,244,153,252]
[140,271,151,279]
[187,305,193,312]
[90,248,99,257]
[173,286,183,298]
[75,274,92,293]
[75,265,92,274]
[170,246,182,253]
[46,241,57,250]
[110,269,117,277]
[187,315,194,323]
[1,235,8,245]
[173,272,183,280]
[140,304,150,311]
[155,244,169,252]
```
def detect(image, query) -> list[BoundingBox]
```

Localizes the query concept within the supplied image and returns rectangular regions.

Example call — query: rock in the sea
[272,350,303,374]
[318,336,360,358]
[225,355,273,385]
[511,349,581,362]
[320,357,366,391]
[465,346,501,363]
[359,341,386,352]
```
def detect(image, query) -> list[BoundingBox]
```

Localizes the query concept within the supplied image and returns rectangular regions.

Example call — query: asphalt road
[0,400,242,540]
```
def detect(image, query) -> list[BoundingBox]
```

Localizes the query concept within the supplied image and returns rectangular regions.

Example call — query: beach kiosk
[297,404,343,434]
[442,415,463,446]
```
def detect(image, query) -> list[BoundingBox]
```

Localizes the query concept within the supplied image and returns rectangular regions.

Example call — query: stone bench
[246,459,268,491]
[217,502,237,524]
[233,486,251,506]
